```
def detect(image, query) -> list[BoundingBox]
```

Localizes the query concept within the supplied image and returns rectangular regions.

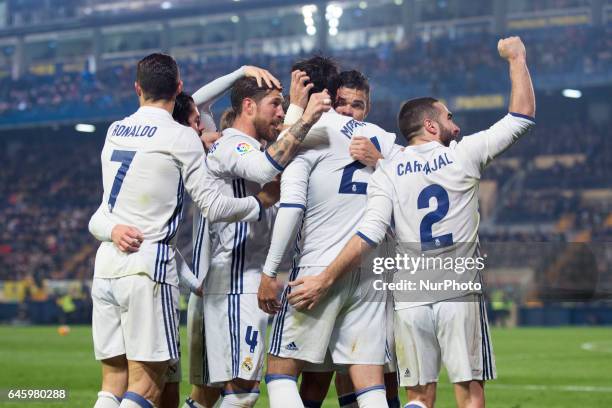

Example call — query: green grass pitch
[1,326,611,407]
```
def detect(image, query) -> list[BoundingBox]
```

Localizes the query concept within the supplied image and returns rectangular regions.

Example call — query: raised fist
[498,36,526,61]
[302,89,332,125]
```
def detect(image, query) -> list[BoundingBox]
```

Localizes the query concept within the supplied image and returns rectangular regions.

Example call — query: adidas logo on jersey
[404,368,411,377]
[285,342,298,351]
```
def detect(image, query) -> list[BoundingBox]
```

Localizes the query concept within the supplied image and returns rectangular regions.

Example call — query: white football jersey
[192,211,211,284]
[357,113,535,307]
[279,110,397,268]
[200,128,280,294]
[92,107,261,286]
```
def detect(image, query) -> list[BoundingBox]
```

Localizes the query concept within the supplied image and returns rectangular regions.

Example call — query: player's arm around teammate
[255,67,319,315]
[88,55,282,408]
[287,34,536,316]
[262,57,397,408]
[238,88,333,183]
[289,37,535,408]
[295,69,401,408]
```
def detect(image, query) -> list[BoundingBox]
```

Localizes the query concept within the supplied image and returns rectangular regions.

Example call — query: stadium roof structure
[0,0,332,38]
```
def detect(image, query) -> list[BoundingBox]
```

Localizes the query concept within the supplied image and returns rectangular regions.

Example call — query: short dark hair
[136,53,180,102]
[230,77,280,115]
[291,55,339,97]
[172,92,195,126]
[329,70,370,102]
[397,97,440,142]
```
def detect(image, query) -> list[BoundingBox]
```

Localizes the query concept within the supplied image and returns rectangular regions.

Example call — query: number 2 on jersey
[108,150,136,212]
[338,137,380,195]
[418,184,453,251]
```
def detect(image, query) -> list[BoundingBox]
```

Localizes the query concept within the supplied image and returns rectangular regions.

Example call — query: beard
[439,124,456,147]
[254,115,281,144]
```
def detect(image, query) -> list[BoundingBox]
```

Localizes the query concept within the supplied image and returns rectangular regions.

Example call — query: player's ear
[243,98,256,116]
[424,118,438,136]
[134,82,142,97]
[176,79,184,97]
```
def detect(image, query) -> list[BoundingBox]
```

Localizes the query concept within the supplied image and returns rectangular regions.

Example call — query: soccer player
[297,70,401,408]
[186,72,313,408]
[191,76,331,408]
[288,37,536,408]
[171,66,279,408]
[87,54,316,408]
[90,65,280,408]
[258,56,397,408]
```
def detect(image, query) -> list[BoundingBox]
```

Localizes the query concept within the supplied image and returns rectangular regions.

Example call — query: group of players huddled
[88,36,535,408]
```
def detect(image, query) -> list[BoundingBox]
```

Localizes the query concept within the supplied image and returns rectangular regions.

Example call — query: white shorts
[92,274,180,362]
[394,294,496,387]
[269,266,386,366]
[187,292,216,386]
[202,293,268,385]
[302,294,395,374]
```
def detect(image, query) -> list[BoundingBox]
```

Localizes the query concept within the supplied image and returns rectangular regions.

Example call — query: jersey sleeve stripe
[253,195,264,221]
[279,203,306,211]
[265,149,285,171]
[509,112,536,123]
[356,231,377,247]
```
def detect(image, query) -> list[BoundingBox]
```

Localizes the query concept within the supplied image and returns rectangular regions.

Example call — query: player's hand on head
[244,66,282,89]
[350,136,383,167]
[258,274,281,314]
[111,225,143,253]
[302,89,332,126]
[289,70,314,109]
[497,36,526,62]
[257,179,281,208]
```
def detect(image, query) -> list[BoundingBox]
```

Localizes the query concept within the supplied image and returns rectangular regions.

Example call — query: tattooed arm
[265,90,331,169]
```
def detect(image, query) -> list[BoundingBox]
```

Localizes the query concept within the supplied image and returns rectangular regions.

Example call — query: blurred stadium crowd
[0,95,608,282]
[0,24,610,121]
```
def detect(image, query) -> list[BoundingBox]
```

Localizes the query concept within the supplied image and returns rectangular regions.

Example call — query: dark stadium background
[0,0,610,407]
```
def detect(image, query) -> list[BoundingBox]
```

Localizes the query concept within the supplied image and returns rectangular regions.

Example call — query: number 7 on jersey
[108,150,136,212]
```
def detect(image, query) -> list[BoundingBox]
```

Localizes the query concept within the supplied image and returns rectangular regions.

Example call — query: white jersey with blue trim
[357,113,536,308]
[280,110,397,268]
[200,128,279,294]
[92,106,261,287]
[191,211,212,286]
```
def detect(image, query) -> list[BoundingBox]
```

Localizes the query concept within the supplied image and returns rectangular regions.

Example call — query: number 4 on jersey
[108,150,136,212]
[245,325,259,353]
